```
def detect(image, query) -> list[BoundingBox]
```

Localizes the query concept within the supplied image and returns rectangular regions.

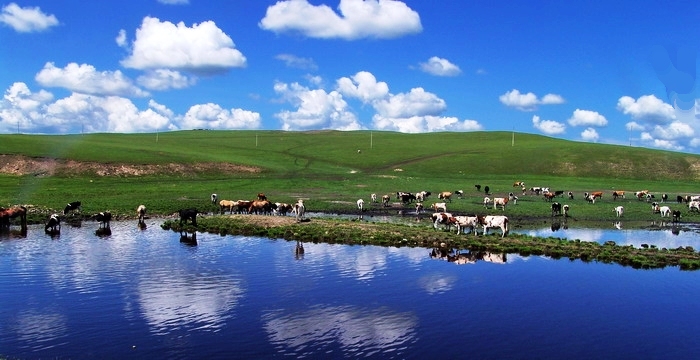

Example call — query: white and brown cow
[431,212,455,231]
[493,197,509,211]
[453,215,480,235]
[479,215,509,237]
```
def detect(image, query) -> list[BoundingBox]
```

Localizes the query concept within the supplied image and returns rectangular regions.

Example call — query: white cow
[483,197,492,208]
[480,215,509,237]
[431,202,448,213]
[614,206,624,218]
[659,206,671,217]
[415,202,424,214]
[357,199,365,212]
[493,197,509,211]
[211,193,218,204]
[293,200,305,221]
[371,193,377,203]
[453,215,480,235]
[689,201,700,212]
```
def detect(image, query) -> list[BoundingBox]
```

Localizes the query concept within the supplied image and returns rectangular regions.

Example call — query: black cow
[672,210,682,223]
[93,211,112,228]
[474,184,481,191]
[179,208,198,226]
[551,202,562,217]
[45,213,61,232]
[484,186,490,195]
[64,201,82,215]
[677,195,684,204]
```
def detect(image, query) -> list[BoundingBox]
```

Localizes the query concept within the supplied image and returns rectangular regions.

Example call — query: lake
[2,219,700,359]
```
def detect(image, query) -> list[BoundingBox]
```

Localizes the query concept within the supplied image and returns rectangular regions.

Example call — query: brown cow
[0,206,27,229]
[249,200,274,215]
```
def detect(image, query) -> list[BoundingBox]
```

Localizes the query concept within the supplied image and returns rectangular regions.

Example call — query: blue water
[1,220,700,359]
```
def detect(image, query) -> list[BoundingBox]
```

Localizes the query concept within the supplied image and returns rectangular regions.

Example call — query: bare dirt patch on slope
[0,155,260,177]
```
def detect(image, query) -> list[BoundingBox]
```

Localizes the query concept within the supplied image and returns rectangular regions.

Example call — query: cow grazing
[543,192,556,202]
[431,202,448,213]
[661,194,668,203]
[179,208,198,226]
[211,193,218,204]
[651,202,660,213]
[0,205,27,229]
[612,191,625,200]
[493,197,508,211]
[614,206,624,218]
[416,191,431,202]
[508,192,518,204]
[513,181,525,187]
[137,205,147,223]
[483,196,492,208]
[563,204,570,217]
[382,194,390,207]
[484,186,490,195]
[93,211,112,228]
[635,190,649,201]
[371,193,378,203]
[677,195,684,204]
[438,191,453,202]
[590,191,603,199]
[397,192,416,204]
[568,191,574,200]
[659,206,671,217]
[249,200,275,215]
[551,202,562,217]
[64,201,82,215]
[219,200,236,214]
[646,193,656,202]
[274,203,293,216]
[474,184,482,192]
[357,199,365,212]
[453,215,479,235]
[672,210,682,223]
[431,212,455,231]
[235,200,253,214]
[45,213,61,232]
[480,215,509,238]
[454,190,464,199]
[554,190,565,197]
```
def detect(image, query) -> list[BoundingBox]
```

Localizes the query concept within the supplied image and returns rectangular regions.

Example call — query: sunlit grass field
[1,130,699,225]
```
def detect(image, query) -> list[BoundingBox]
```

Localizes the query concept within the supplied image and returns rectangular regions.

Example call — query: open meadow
[1,130,699,224]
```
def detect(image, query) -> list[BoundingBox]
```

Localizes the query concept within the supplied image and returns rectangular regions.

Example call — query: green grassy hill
[1,130,699,180]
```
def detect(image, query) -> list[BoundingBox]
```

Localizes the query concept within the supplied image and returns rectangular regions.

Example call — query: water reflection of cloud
[11,310,67,348]
[138,272,244,334]
[262,305,417,357]
[523,229,605,243]
[418,273,456,294]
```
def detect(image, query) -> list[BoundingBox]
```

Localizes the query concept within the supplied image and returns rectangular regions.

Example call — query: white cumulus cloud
[336,71,389,103]
[137,69,196,91]
[35,62,149,97]
[273,81,361,131]
[532,115,565,135]
[567,109,607,127]
[0,2,58,33]
[580,128,599,142]
[499,89,564,111]
[180,103,261,130]
[617,95,675,123]
[121,16,247,74]
[259,0,422,40]
[419,57,461,77]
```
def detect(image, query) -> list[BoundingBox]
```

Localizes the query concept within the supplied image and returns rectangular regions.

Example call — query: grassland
[1,130,698,223]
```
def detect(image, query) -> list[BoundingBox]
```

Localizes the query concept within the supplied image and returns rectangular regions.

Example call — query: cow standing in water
[64,201,81,215]
[179,208,198,226]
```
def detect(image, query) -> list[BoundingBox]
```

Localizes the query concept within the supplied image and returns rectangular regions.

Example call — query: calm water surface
[1,219,700,359]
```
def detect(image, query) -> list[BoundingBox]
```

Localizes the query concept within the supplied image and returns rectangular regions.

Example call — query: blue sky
[1,1,699,153]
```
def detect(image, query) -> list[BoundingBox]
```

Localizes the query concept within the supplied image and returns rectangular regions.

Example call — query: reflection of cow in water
[179,208,198,226]
[0,205,27,229]
[180,231,197,246]
[430,248,507,265]
[295,241,305,259]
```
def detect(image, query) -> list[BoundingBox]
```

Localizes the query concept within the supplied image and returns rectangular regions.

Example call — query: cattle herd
[1,182,698,239]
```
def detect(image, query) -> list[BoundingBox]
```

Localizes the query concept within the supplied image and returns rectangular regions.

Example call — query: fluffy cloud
[580,128,599,142]
[273,82,362,131]
[651,121,694,140]
[259,0,422,40]
[499,89,564,111]
[275,54,318,70]
[121,16,247,74]
[137,69,196,91]
[372,87,446,118]
[419,57,461,77]
[532,115,565,135]
[373,115,482,133]
[567,109,607,127]
[181,103,261,130]
[0,3,58,33]
[616,95,675,123]
[640,133,684,151]
[336,71,389,103]
[35,62,149,97]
